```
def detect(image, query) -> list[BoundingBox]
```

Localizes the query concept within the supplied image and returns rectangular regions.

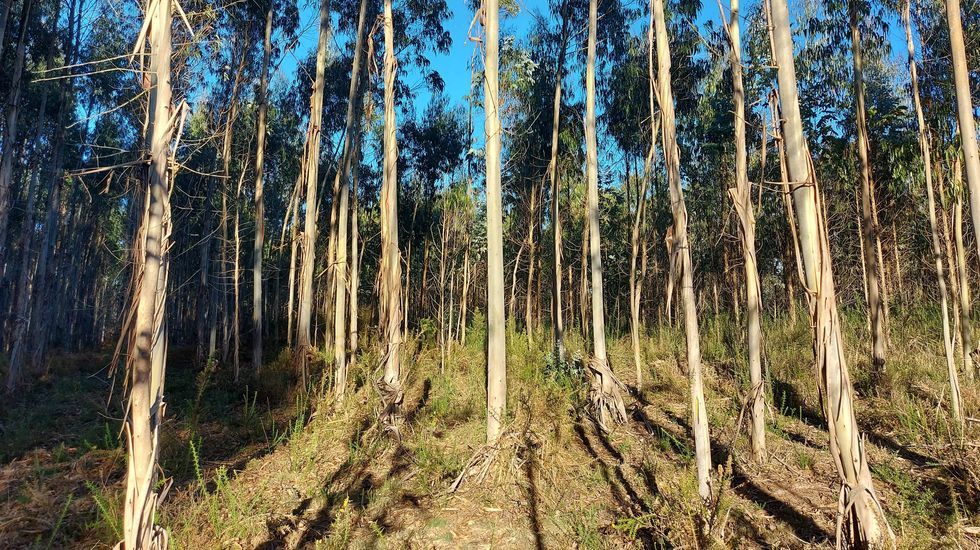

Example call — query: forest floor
[1,309,979,549]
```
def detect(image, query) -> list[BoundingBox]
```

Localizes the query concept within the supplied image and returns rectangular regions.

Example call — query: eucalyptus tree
[0,0,34,272]
[294,0,332,383]
[330,0,370,399]
[652,0,712,500]
[483,0,506,444]
[719,0,765,462]
[849,0,887,371]
[378,0,404,429]
[945,0,980,270]
[252,0,273,372]
[119,0,177,543]
[769,0,893,544]
[900,0,963,429]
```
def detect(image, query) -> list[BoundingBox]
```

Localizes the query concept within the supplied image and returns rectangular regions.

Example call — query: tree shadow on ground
[573,421,664,548]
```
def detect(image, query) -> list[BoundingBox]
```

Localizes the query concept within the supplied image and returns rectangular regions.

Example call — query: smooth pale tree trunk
[6,16,58,389]
[585,0,627,432]
[945,0,980,271]
[120,0,173,544]
[579,216,590,340]
[0,0,12,65]
[547,11,568,364]
[295,0,332,385]
[379,0,404,429]
[252,1,272,372]
[286,197,299,347]
[332,0,368,399]
[653,0,711,501]
[721,0,765,462]
[952,159,974,383]
[524,179,541,342]
[484,0,507,444]
[631,11,658,389]
[769,0,893,544]
[849,2,887,371]
[349,137,361,359]
[0,0,33,270]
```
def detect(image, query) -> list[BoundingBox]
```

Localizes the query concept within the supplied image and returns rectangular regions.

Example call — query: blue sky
[269,0,911,179]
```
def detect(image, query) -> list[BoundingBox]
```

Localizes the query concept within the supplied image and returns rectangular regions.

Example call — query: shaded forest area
[0,0,979,547]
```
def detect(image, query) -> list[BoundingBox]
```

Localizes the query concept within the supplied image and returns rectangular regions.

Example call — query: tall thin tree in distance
[652,0,712,500]
[768,0,893,544]
[548,2,570,367]
[849,0,887,371]
[484,0,507,444]
[252,0,273,372]
[901,1,962,428]
[945,0,980,269]
[719,0,765,462]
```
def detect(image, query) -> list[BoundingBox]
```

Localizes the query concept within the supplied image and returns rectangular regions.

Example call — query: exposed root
[586,355,628,432]
[376,375,404,440]
[449,439,502,493]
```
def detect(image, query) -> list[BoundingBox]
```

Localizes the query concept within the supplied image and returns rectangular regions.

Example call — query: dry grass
[2,309,978,548]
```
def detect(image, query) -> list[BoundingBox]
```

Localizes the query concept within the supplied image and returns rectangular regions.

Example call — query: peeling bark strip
[768,0,894,545]
[719,0,765,463]
[849,0,887,372]
[379,0,404,432]
[118,0,175,545]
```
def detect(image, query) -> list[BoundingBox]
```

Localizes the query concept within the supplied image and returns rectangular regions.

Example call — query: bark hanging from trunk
[585,0,627,433]
[849,2,887,372]
[294,0,332,386]
[379,0,404,432]
[653,0,712,501]
[119,0,174,544]
[721,0,766,462]
[251,0,273,372]
[768,0,893,544]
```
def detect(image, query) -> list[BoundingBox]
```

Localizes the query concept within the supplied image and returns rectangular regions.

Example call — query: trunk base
[586,356,628,432]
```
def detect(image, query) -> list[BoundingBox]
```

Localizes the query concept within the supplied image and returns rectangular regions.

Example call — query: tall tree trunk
[294,0,332,385]
[548,9,569,364]
[952,158,975,382]
[945,0,980,273]
[586,0,627,432]
[653,0,711,500]
[632,10,658,389]
[483,0,507,444]
[349,138,361,360]
[379,0,404,430]
[524,179,540,342]
[721,0,765,462]
[6,13,58,389]
[849,2,887,371]
[252,0,272,372]
[120,0,173,543]
[0,0,33,269]
[769,0,893,544]
[331,0,368,399]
